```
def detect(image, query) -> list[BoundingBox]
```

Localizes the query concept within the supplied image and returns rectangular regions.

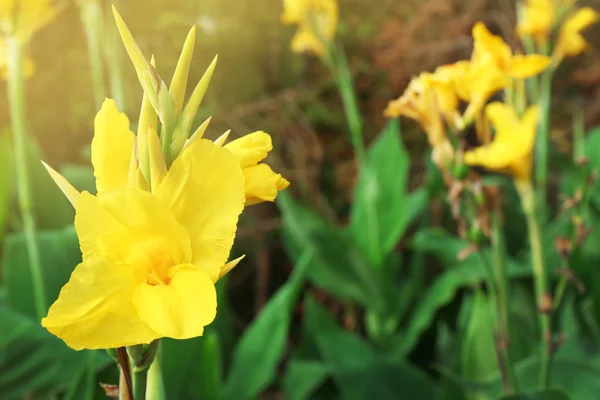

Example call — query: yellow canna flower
[214,131,291,206]
[384,69,459,167]
[553,7,599,63]
[41,100,247,349]
[0,0,57,41]
[464,102,539,182]
[517,0,555,47]
[458,23,549,122]
[281,0,338,57]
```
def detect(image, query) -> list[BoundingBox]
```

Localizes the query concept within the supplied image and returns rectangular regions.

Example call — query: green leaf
[282,359,329,400]
[161,332,222,400]
[0,306,107,399]
[498,390,569,400]
[459,290,498,398]
[2,227,81,319]
[221,250,313,400]
[304,296,437,400]
[0,131,13,240]
[278,192,387,313]
[350,119,421,267]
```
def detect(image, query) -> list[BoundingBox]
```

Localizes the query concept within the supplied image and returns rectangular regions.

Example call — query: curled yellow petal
[224,131,273,168]
[509,54,550,78]
[243,163,291,206]
[219,255,246,282]
[132,264,217,339]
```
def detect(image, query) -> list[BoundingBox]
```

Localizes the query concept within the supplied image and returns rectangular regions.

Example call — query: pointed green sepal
[169,25,197,115]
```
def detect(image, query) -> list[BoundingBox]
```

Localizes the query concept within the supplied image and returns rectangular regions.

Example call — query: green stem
[326,46,365,161]
[6,37,47,320]
[517,181,552,389]
[535,70,552,223]
[132,368,148,400]
[80,0,106,109]
[491,209,517,393]
[146,349,165,400]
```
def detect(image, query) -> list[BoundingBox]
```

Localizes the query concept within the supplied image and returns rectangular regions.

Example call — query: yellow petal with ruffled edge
[41,257,158,350]
[132,264,216,339]
[92,99,135,193]
[154,139,245,282]
[243,163,291,206]
[224,131,272,168]
[555,7,599,59]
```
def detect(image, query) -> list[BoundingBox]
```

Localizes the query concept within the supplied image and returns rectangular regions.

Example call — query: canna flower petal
[91,99,135,193]
[224,131,272,168]
[132,264,216,339]
[41,257,159,350]
[554,7,599,61]
[75,190,192,266]
[154,139,245,282]
[509,54,551,78]
[243,164,291,206]
[464,103,539,180]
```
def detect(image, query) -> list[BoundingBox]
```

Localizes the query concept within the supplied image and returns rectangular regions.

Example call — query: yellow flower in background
[281,0,338,57]
[384,70,458,167]
[517,0,555,47]
[0,37,35,79]
[0,0,57,41]
[42,100,247,349]
[458,23,549,122]
[214,131,291,206]
[553,7,599,62]
[464,103,539,182]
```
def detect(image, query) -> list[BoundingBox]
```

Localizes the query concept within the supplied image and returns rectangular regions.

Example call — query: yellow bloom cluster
[41,9,289,350]
[386,0,597,182]
[281,0,338,57]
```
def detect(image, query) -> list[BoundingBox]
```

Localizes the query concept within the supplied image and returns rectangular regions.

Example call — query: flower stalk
[517,180,552,389]
[534,70,553,222]
[79,0,107,109]
[6,36,47,320]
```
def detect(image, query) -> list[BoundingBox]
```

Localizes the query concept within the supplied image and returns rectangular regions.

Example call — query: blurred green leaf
[304,296,437,400]
[0,131,13,240]
[2,227,81,319]
[497,390,569,400]
[221,249,313,400]
[278,192,387,313]
[27,138,74,229]
[460,290,498,400]
[162,332,222,400]
[282,359,329,400]
[0,306,108,399]
[350,119,425,267]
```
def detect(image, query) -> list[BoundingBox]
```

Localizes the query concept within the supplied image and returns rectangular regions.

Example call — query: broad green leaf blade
[498,390,569,400]
[459,291,498,400]
[0,306,108,399]
[282,359,329,400]
[2,227,81,319]
[350,118,418,267]
[304,296,437,400]
[221,250,313,400]
[278,193,387,313]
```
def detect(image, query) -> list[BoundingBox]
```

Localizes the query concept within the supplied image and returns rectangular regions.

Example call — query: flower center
[127,237,175,286]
